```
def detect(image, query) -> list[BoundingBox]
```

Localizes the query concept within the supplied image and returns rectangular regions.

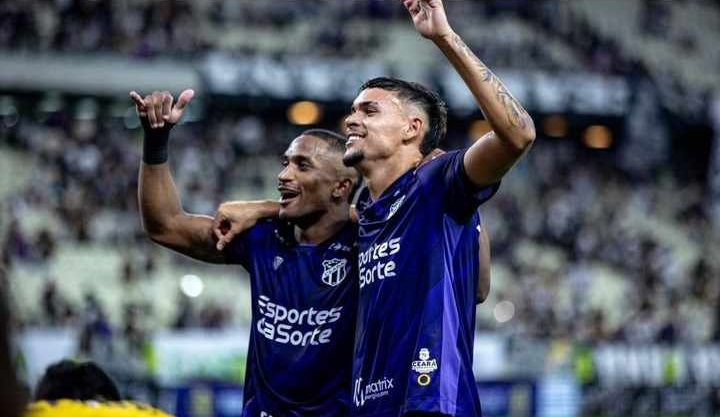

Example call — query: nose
[344,112,360,131]
[278,164,293,183]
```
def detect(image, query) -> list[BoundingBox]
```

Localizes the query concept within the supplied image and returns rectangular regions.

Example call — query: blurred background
[1,0,719,416]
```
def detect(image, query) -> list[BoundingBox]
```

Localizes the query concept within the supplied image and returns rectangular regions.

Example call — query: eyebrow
[351,100,380,111]
[284,154,315,165]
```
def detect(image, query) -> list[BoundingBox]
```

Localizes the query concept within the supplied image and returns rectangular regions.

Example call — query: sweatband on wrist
[142,123,174,165]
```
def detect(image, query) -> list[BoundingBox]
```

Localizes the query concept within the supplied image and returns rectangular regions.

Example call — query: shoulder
[414,148,465,182]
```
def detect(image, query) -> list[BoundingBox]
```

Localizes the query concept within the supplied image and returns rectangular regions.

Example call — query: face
[343,88,417,166]
[277,135,345,222]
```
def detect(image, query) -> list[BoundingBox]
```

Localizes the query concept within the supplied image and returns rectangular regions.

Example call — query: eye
[281,159,289,167]
[298,161,312,171]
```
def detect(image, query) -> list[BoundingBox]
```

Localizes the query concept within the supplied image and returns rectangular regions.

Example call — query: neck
[358,152,422,200]
[294,205,350,245]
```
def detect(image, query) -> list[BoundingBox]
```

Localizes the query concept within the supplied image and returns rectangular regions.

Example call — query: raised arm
[133,89,227,263]
[403,0,535,187]
[130,90,278,263]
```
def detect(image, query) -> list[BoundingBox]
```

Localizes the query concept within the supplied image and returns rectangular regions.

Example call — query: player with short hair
[131,89,360,417]
[343,1,535,416]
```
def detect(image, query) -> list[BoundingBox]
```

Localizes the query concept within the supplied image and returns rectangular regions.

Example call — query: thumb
[174,89,195,111]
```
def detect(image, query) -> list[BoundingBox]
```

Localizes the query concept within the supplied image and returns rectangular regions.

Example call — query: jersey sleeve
[418,149,500,222]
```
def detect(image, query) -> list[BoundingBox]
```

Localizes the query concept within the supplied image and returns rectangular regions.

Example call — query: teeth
[279,190,299,200]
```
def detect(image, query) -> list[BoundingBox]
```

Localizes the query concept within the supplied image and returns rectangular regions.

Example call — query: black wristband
[141,120,174,165]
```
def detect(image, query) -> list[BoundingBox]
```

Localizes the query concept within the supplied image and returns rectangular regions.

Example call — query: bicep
[463,131,527,187]
[150,214,227,264]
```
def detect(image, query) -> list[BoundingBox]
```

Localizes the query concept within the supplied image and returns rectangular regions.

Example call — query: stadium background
[1,0,719,416]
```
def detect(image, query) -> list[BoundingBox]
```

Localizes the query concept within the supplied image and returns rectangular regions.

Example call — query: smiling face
[277,134,351,223]
[343,88,421,167]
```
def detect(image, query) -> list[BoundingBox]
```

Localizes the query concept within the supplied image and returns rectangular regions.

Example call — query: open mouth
[346,133,365,146]
[278,188,300,205]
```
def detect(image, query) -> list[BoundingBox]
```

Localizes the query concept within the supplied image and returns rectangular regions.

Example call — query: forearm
[139,162,224,262]
[434,32,535,149]
[220,200,280,220]
[138,162,184,238]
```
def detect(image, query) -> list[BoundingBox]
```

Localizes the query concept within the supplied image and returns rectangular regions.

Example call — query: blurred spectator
[0,281,26,417]
[34,359,121,402]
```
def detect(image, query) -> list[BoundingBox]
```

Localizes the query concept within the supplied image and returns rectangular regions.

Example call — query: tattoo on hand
[452,34,531,130]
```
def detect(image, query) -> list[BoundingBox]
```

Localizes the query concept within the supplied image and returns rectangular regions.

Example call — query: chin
[343,149,364,167]
[278,210,291,220]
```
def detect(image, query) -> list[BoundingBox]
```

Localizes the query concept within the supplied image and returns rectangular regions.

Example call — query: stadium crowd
[1,0,719,376]
[0,0,701,71]
[2,102,719,347]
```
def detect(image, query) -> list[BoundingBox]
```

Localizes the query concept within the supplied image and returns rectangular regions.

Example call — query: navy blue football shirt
[226,218,358,417]
[351,149,498,417]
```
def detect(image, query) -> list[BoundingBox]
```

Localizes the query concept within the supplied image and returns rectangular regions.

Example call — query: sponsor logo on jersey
[321,258,348,287]
[256,295,342,346]
[387,195,405,220]
[353,376,395,407]
[272,256,284,270]
[329,242,353,252]
[358,237,401,289]
[412,348,438,386]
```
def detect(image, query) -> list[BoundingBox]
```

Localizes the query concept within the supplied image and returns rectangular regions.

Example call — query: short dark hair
[301,129,362,201]
[35,360,121,402]
[360,77,448,155]
[301,129,347,154]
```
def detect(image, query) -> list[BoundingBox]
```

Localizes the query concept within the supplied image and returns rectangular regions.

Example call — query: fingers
[212,209,237,251]
[212,216,223,242]
[146,94,158,128]
[161,93,173,122]
[216,228,238,251]
[152,92,164,128]
[132,90,192,128]
[403,0,419,14]
[139,91,172,128]
[129,91,147,117]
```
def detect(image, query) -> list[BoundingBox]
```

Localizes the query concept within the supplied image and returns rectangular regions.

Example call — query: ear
[403,115,424,144]
[331,177,353,201]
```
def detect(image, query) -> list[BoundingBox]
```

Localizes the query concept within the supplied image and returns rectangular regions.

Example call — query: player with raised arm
[131,90,360,417]
[342,0,535,416]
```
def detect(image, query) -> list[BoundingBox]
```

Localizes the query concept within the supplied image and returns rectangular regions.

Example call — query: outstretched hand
[129,89,194,129]
[402,0,453,41]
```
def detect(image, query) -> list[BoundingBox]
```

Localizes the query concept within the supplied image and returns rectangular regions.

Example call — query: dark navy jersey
[226,219,358,417]
[351,149,498,417]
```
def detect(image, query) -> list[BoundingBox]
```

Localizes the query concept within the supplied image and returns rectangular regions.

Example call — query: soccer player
[131,89,360,417]
[342,0,535,416]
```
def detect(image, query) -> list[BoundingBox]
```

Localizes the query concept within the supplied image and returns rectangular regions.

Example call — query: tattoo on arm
[452,34,531,130]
